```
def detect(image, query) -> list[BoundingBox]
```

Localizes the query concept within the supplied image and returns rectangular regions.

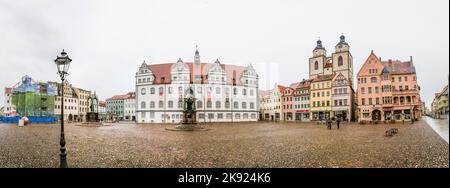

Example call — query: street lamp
[54,49,71,168]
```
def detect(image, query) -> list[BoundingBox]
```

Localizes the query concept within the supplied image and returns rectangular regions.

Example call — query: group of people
[325,116,342,130]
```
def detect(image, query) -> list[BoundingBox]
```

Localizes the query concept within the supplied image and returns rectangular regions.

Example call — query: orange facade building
[357,51,422,123]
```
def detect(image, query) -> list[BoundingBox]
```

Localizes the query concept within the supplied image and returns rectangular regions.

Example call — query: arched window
[370,77,377,83]
[150,101,155,108]
[250,102,255,109]
[150,87,155,94]
[141,102,146,109]
[168,100,173,108]
[141,88,146,95]
[314,61,319,70]
[158,100,164,108]
[197,101,203,108]
[242,102,247,109]
[215,101,221,108]
[225,101,230,108]
[234,102,239,109]
[338,56,343,66]
[206,101,212,108]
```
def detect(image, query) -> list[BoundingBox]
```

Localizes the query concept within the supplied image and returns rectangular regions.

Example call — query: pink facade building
[282,79,311,121]
[357,51,422,122]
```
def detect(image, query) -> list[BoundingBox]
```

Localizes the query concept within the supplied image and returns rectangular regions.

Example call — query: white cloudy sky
[0,0,448,108]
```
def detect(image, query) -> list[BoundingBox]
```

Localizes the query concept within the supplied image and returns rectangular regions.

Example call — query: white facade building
[135,48,259,123]
[124,92,136,121]
[259,85,285,121]
[2,87,16,116]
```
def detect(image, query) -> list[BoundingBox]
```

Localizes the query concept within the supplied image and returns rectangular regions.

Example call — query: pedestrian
[336,116,341,129]
[327,118,332,130]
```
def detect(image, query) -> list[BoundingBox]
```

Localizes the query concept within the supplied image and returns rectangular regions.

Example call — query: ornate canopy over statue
[184,86,196,112]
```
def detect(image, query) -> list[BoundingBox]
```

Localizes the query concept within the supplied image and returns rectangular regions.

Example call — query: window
[376,98,380,105]
[226,113,232,119]
[234,102,239,109]
[141,112,146,118]
[250,89,254,96]
[158,100,163,108]
[178,100,182,108]
[168,101,173,108]
[250,102,255,109]
[199,113,204,119]
[233,88,238,95]
[375,87,379,94]
[398,77,402,82]
[216,87,221,94]
[141,102,146,109]
[168,87,173,94]
[327,91,330,96]
[159,87,164,95]
[368,87,372,94]
[197,87,202,94]
[215,101,221,108]
[235,113,241,119]
[242,102,247,109]
[197,101,203,108]
[370,77,377,83]
[150,101,155,108]
[208,113,214,120]
[369,98,373,105]
[243,113,249,119]
[242,89,247,96]
[314,61,319,70]
[338,56,343,66]
[404,76,408,82]
[150,87,155,94]
[217,113,223,119]
[362,98,366,105]
[225,101,230,108]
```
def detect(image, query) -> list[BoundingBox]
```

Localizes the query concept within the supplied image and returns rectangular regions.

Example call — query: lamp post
[54,49,71,168]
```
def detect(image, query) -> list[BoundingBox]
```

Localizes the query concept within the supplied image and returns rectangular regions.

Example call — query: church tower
[309,39,328,79]
[331,34,354,86]
[194,45,200,64]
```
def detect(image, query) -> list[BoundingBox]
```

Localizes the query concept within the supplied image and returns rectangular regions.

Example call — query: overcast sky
[0,0,448,108]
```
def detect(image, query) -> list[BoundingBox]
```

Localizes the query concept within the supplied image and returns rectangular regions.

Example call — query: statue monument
[166,86,209,131]
[78,92,110,127]
[86,93,99,123]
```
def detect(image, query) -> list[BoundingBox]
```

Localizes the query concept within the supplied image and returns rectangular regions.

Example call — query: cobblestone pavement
[0,120,448,168]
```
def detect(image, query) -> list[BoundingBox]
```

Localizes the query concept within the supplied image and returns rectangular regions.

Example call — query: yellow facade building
[310,74,335,120]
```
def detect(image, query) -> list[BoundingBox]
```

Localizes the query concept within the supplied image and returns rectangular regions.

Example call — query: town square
[0,120,448,168]
[0,0,448,169]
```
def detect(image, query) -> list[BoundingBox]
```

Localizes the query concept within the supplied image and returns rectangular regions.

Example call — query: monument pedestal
[166,86,210,131]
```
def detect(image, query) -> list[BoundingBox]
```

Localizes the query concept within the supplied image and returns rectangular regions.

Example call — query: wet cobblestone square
[0,120,448,168]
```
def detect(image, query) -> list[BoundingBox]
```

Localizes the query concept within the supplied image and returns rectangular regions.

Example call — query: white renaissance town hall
[135,48,259,123]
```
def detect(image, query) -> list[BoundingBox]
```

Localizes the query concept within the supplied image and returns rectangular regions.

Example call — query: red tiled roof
[148,62,248,85]
[381,59,415,74]
[107,94,129,101]
[324,63,333,68]
[312,73,335,82]
[277,85,286,93]
[107,92,135,101]
[5,87,12,94]
[99,101,106,107]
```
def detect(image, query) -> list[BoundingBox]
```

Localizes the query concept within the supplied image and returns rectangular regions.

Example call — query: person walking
[336,116,341,129]
[326,118,332,130]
